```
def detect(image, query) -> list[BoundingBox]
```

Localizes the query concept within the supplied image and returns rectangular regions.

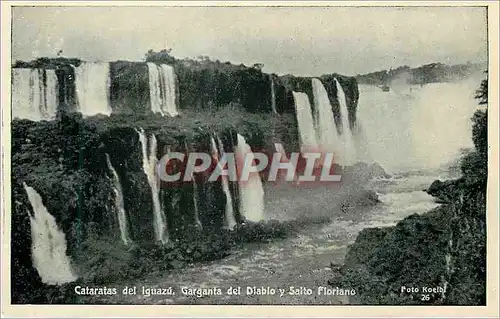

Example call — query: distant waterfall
[292,92,318,151]
[106,154,131,245]
[211,136,237,229]
[235,133,265,222]
[74,62,111,116]
[311,78,344,163]
[270,75,277,114]
[136,128,169,244]
[147,63,179,117]
[23,184,77,285]
[12,68,58,121]
[335,79,357,165]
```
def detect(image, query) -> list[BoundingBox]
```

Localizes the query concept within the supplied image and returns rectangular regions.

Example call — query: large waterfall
[356,79,479,172]
[335,79,357,165]
[211,136,237,229]
[23,184,77,285]
[311,78,344,164]
[292,92,318,151]
[106,154,131,245]
[147,63,179,117]
[235,133,265,222]
[12,68,58,121]
[74,62,112,116]
[137,128,169,244]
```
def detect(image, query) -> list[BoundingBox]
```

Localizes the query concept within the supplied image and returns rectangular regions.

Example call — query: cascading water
[106,154,132,245]
[270,75,277,114]
[44,70,58,119]
[136,128,169,244]
[160,64,179,117]
[23,183,77,285]
[147,63,179,117]
[147,63,163,115]
[211,136,237,229]
[12,68,58,121]
[235,133,265,222]
[356,78,479,173]
[311,78,344,163]
[74,62,112,116]
[12,68,32,120]
[292,91,318,152]
[335,79,357,165]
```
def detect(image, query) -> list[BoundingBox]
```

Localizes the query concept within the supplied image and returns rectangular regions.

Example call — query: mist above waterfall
[356,78,479,173]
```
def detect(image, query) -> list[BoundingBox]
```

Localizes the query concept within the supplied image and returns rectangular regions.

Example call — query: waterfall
[136,128,169,244]
[12,68,58,121]
[45,70,58,119]
[356,79,479,173]
[335,79,357,165]
[106,154,131,245]
[160,64,179,117]
[74,62,111,116]
[311,78,344,164]
[235,133,265,222]
[292,91,318,152]
[147,63,163,115]
[211,136,237,229]
[23,183,77,285]
[147,63,179,117]
[270,75,277,114]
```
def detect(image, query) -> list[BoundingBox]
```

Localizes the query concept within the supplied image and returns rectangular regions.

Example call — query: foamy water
[90,168,444,305]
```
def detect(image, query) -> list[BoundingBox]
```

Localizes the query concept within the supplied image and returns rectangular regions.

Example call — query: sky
[11,6,488,76]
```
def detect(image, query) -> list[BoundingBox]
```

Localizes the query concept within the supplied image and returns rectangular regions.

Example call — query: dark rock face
[109,61,150,114]
[320,74,359,130]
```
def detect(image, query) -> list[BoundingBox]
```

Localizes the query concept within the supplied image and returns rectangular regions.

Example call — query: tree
[252,63,264,71]
[475,71,488,105]
[144,48,176,64]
